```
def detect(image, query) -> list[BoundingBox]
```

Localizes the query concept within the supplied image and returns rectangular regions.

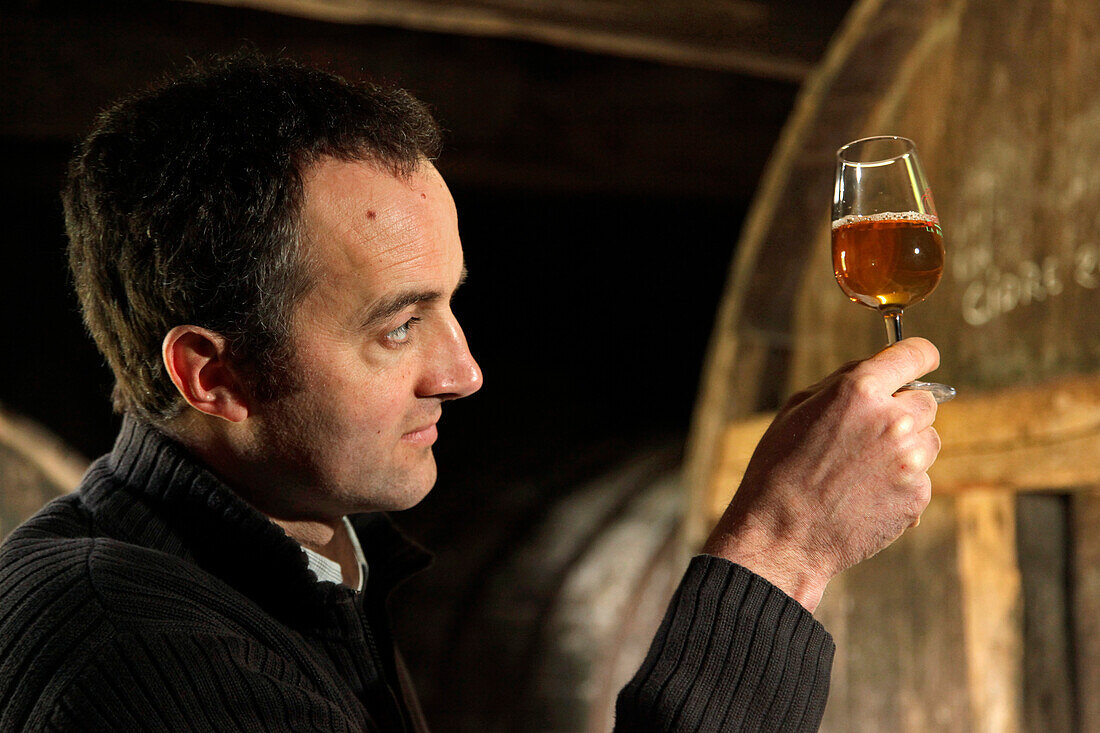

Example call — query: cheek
[326,377,409,440]
[299,345,420,438]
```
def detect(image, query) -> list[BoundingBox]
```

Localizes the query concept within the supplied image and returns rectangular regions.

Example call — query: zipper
[357,591,410,732]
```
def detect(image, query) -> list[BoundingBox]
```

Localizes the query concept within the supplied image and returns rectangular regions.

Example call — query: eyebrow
[361,264,468,329]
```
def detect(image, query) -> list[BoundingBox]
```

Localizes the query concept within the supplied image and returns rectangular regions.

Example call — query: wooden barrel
[393,446,687,733]
[0,405,86,540]
[686,0,1100,730]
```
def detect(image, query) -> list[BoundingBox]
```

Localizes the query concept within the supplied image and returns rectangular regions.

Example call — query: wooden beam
[814,494,976,730]
[956,491,1023,733]
[701,373,1100,526]
[180,0,853,81]
[1,2,798,200]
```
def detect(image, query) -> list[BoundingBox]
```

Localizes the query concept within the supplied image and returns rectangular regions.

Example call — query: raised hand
[703,337,943,611]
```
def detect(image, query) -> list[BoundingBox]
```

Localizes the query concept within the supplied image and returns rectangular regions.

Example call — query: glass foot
[897,380,956,403]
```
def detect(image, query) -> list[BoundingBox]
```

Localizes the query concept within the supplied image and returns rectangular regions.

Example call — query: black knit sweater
[0,418,834,731]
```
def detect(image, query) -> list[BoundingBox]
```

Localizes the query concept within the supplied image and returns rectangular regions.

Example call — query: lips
[402,415,440,445]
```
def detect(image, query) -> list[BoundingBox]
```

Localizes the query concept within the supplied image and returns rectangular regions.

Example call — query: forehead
[298,157,461,289]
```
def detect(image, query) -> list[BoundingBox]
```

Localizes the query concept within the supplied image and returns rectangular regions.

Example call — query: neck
[279,517,360,588]
[165,412,361,586]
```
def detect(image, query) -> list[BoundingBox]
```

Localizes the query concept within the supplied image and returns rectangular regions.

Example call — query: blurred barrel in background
[395,446,687,732]
[686,0,1100,730]
[0,405,85,539]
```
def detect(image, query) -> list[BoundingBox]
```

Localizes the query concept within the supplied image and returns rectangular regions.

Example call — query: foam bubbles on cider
[832,211,939,230]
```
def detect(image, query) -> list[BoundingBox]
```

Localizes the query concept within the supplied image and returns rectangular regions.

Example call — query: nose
[421,314,483,401]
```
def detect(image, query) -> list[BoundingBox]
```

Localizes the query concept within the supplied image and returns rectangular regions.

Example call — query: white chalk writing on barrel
[955,243,1098,327]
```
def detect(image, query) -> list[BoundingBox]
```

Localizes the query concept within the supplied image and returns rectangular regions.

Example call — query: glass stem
[882,308,904,345]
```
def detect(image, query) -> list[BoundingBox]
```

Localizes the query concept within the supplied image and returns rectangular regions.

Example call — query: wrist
[702,518,831,612]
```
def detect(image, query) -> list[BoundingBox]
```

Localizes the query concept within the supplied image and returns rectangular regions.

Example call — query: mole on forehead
[308,192,421,246]
[300,161,450,255]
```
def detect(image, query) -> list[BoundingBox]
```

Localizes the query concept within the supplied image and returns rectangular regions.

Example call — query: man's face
[253,157,482,519]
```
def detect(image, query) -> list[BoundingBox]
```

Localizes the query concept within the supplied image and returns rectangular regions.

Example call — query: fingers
[906,432,937,529]
[861,337,942,395]
[883,389,939,532]
[891,388,938,431]
[924,425,942,469]
[894,418,938,523]
[885,389,940,471]
[906,471,934,529]
[900,425,940,476]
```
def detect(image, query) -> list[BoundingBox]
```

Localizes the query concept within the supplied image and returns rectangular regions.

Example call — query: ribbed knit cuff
[615,554,834,732]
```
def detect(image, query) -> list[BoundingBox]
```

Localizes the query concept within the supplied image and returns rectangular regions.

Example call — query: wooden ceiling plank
[181,0,846,80]
[2,3,798,198]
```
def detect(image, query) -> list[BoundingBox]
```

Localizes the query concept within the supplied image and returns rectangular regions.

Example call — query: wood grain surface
[687,0,1100,729]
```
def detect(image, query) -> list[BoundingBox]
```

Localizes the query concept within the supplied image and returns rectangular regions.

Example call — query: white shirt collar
[301,516,369,592]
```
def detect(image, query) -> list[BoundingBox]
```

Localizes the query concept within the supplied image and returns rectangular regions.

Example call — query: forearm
[615,555,834,732]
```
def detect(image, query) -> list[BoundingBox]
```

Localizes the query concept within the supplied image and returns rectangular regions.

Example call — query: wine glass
[831,135,956,402]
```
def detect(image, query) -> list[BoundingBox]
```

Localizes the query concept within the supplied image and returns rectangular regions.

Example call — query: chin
[378,460,438,512]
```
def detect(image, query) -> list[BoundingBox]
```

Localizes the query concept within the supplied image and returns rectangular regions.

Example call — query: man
[0,53,940,731]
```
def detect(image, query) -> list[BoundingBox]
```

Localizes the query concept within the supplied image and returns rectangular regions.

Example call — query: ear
[162,325,251,423]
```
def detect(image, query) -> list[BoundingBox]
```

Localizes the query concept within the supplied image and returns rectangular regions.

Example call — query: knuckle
[893,433,937,478]
[898,447,927,478]
[897,471,931,513]
[843,371,879,402]
[887,414,916,439]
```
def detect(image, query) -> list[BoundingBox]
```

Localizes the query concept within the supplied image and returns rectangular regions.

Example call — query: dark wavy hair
[64,51,442,422]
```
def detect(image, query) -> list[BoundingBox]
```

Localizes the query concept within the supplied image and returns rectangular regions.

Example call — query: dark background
[2,136,734,484]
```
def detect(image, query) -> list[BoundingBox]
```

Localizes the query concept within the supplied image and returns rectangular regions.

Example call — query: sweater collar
[83,415,431,621]
[302,516,368,591]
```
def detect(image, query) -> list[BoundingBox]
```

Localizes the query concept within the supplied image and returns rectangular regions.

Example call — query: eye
[386,316,420,344]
